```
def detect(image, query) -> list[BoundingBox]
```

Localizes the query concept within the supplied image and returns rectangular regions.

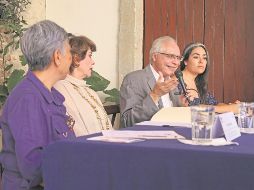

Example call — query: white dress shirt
[150,64,173,107]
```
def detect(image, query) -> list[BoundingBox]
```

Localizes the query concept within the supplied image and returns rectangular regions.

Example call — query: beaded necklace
[71,83,111,130]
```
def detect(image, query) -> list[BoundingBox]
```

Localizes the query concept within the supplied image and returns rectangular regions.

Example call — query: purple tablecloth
[42,125,254,190]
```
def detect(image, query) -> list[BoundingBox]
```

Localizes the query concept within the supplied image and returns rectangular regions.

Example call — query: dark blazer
[120,65,182,128]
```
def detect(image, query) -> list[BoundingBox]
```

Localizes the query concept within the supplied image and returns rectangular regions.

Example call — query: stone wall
[118,0,143,87]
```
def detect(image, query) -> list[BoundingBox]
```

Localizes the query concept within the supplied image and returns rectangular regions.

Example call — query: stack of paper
[87,130,185,143]
[149,107,191,127]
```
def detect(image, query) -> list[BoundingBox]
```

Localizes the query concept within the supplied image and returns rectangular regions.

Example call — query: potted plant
[0,0,119,108]
[0,0,30,107]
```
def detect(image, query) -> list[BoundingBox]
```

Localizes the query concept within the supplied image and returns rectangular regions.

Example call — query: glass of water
[191,106,215,144]
[238,102,254,132]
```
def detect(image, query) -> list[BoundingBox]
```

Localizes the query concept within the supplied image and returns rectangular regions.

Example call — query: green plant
[0,0,119,106]
[85,71,120,104]
[0,0,30,106]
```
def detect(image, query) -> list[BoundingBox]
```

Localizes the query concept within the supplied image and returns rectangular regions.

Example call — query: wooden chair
[104,104,120,126]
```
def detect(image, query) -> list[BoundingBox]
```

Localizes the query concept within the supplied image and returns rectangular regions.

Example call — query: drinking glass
[191,106,215,144]
[238,102,254,132]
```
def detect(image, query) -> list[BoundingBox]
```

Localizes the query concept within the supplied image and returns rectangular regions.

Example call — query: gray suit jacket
[120,65,181,128]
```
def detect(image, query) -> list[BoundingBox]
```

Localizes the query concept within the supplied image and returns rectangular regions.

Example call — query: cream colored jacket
[54,75,112,137]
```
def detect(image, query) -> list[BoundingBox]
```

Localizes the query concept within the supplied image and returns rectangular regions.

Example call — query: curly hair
[68,35,96,73]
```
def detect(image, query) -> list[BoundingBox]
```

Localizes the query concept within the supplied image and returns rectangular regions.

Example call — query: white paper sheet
[87,136,144,143]
[177,138,239,146]
[151,107,191,125]
[101,130,185,139]
[135,121,191,128]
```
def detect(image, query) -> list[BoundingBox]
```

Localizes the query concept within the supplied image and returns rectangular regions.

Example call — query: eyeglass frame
[156,52,183,61]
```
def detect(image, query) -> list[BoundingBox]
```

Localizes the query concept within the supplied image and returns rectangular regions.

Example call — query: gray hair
[20,20,68,71]
[149,36,176,63]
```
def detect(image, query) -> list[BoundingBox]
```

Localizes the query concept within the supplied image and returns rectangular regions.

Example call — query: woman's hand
[185,89,198,102]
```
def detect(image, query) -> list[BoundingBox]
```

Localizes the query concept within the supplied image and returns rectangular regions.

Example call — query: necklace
[183,77,199,97]
[71,83,111,130]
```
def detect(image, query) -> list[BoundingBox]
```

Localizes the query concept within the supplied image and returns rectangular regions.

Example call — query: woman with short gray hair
[0,20,75,190]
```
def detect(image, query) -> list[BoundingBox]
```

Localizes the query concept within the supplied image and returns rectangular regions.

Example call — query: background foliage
[0,0,119,107]
[0,0,30,106]
[85,71,119,103]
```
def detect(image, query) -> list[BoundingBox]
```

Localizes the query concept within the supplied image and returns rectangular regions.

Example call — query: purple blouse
[0,71,76,190]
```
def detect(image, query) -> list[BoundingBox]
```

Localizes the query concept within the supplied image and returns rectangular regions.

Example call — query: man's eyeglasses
[157,52,183,61]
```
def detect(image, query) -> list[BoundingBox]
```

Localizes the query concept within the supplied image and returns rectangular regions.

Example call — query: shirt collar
[27,71,64,105]
[65,74,88,87]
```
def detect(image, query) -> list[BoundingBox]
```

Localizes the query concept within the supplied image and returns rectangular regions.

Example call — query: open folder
[149,107,191,127]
